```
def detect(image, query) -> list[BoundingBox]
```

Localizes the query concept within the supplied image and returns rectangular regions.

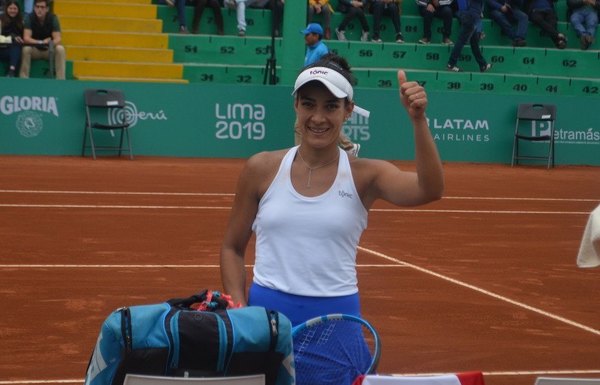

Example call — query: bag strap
[267,310,279,352]
[166,290,210,309]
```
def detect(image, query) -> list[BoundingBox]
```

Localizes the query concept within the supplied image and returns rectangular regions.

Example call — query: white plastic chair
[534,377,600,385]
[123,374,266,385]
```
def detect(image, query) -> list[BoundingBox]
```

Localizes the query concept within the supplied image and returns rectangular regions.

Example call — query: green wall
[1,77,598,165]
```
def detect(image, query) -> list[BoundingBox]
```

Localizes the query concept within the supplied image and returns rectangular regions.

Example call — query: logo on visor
[309,69,328,76]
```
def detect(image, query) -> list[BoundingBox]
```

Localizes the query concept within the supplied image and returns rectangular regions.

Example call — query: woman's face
[294,82,354,148]
[7,3,20,18]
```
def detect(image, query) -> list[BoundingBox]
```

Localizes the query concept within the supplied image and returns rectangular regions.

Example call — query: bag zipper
[119,307,133,353]
[165,309,179,372]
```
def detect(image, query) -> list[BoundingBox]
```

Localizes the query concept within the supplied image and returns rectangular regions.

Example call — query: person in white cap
[298,41,360,157]
[220,53,444,328]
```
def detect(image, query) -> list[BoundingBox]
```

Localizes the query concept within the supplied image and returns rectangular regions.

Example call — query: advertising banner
[1,78,598,165]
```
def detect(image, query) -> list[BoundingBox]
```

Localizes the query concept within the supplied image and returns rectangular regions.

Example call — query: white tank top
[251,146,368,296]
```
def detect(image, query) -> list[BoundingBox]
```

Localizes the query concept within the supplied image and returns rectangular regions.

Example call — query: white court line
[371,208,590,215]
[3,370,600,384]
[1,257,599,384]
[0,189,235,196]
[0,189,597,203]
[358,245,600,336]
[0,264,404,269]
[0,203,590,215]
[0,264,223,268]
[0,204,232,210]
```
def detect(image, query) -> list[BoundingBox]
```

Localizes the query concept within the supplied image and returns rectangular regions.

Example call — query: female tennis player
[220,53,444,325]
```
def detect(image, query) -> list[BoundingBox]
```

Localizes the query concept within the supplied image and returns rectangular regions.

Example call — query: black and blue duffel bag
[84,290,294,385]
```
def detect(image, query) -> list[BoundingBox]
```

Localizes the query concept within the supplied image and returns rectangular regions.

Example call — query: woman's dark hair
[305,53,356,86]
[1,0,24,33]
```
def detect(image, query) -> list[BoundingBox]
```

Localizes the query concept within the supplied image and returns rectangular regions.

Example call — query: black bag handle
[166,290,210,309]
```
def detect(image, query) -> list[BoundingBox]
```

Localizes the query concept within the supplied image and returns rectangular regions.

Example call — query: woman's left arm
[369,70,444,207]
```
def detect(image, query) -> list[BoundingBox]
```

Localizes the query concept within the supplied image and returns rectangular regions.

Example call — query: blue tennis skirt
[248,282,361,326]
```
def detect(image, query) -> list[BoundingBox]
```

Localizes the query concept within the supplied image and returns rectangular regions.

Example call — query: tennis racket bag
[84,290,294,385]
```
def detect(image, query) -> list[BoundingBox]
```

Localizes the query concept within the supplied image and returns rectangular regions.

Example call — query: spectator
[20,0,65,79]
[524,0,567,48]
[447,0,491,72]
[165,0,190,33]
[370,0,404,42]
[225,0,283,37]
[0,0,24,77]
[567,0,599,50]
[416,0,455,44]
[302,22,329,66]
[486,0,528,46]
[254,0,284,37]
[335,0,370,41]
[307,0,334,39]
[192,0,224,35]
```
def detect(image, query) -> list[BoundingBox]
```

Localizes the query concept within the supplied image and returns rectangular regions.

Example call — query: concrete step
[353,67,600,98]
[62,30,168,49]
[76,75,188,84]
[72,60,184,80]
[60,16,163,33]
[61,0,152,4]
[326,41,600,78]
[67,46,174,63]
[183,63,276,84]
[54,1,157,19]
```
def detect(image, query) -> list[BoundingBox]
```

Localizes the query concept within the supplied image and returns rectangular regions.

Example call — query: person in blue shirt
[302,22,329,66]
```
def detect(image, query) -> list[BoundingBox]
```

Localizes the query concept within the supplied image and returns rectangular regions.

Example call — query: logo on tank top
[339,190,353,199]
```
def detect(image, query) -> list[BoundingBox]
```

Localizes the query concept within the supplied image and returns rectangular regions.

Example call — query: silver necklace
[296,149,339,188]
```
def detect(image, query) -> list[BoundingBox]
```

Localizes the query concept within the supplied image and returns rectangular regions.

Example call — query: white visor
[292,66,370,118]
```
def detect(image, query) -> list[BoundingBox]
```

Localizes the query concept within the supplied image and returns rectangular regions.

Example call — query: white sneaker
[335,29,347,41]
[361,31,369,42]
[346,143,361,157]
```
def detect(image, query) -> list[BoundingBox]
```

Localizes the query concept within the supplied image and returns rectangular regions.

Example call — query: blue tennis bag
[84,291,295,385]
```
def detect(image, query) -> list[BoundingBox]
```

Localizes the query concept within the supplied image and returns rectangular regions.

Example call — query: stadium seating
[56,0,186,83]
[51,0,600,96]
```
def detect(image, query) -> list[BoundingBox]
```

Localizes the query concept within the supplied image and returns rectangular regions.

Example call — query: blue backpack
[84,291,294,385]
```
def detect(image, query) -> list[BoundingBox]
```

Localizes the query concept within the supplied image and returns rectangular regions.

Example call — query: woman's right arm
[220,152,279,306]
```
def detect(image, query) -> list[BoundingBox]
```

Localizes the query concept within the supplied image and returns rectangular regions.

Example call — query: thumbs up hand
[398,70,428,120]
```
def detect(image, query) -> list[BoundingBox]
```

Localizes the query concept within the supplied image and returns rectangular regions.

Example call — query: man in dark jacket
[447,0,491,72]
[19,0,65,79]
[524,0,567,48]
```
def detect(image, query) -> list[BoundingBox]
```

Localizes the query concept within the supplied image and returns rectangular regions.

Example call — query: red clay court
[1,156,599,385]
